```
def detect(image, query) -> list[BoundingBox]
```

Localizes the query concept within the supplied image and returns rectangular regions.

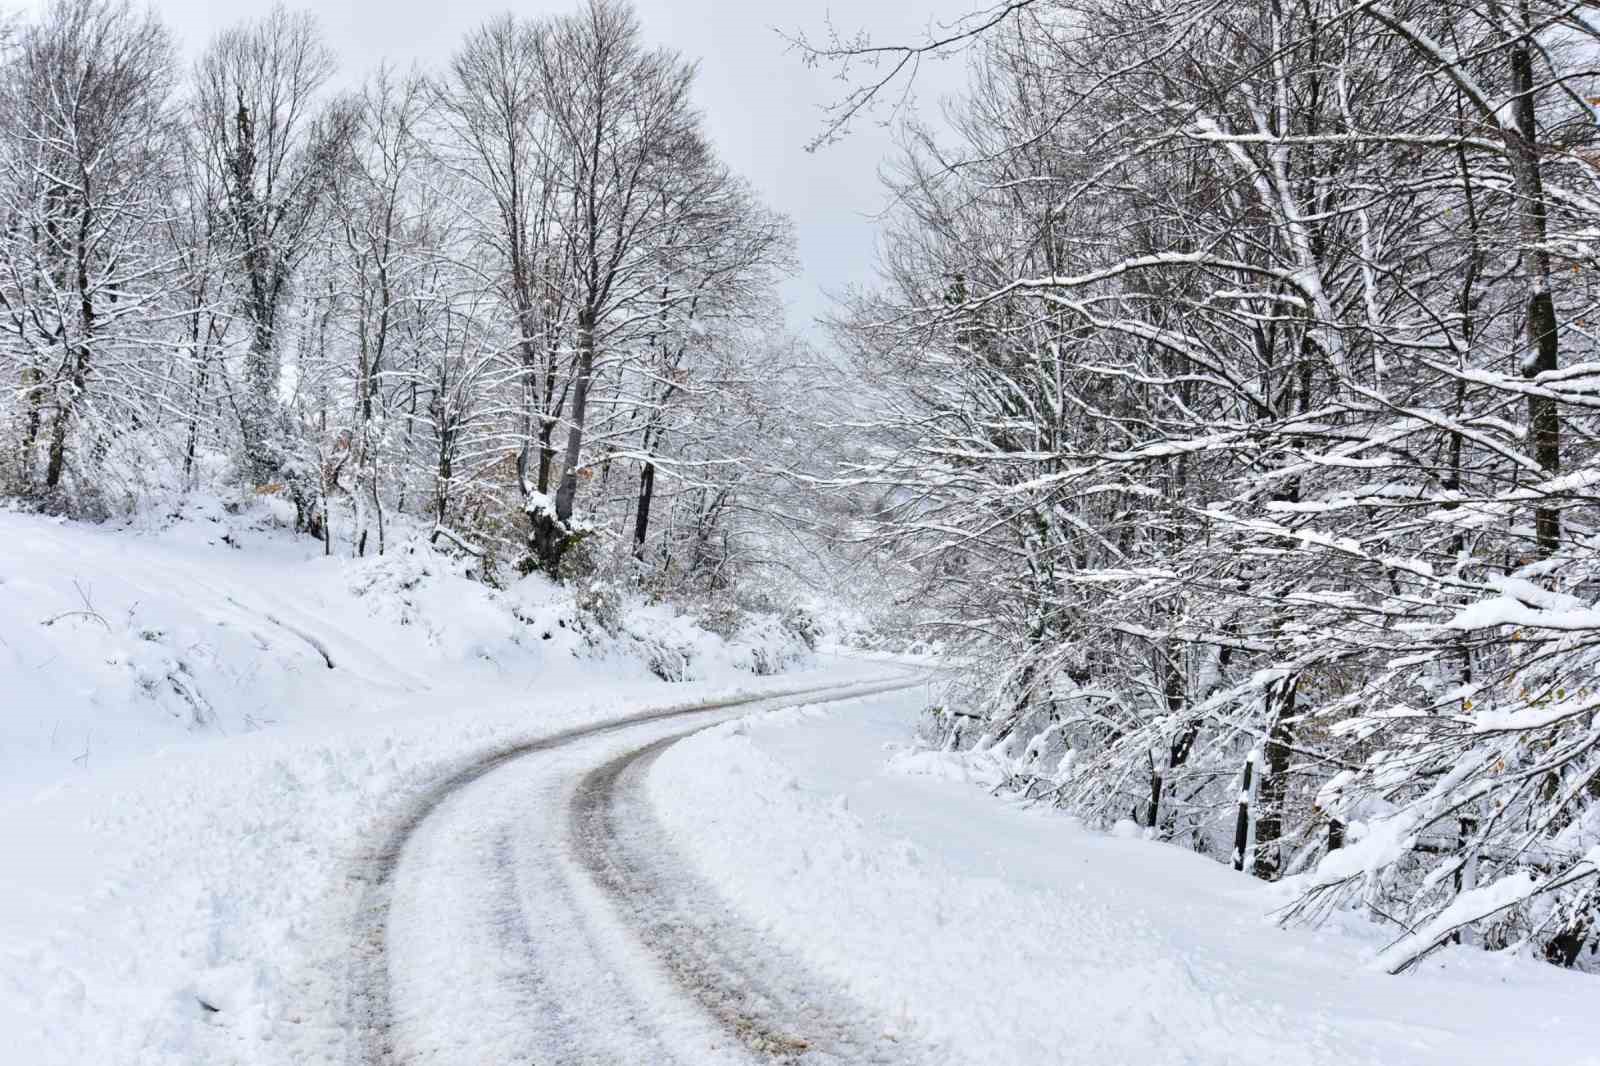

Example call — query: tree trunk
[45,199,98,492]
[1232,751,1255,872]
[1504,14,1560,555]
[1146,643,1191,832]
[1252,678,1297,881]
[533,305,596,576]
[44,381,75,490]
[241,324,279,485]
[17,364,45,485]
[633,457,657,561]
[537,419,557,494]
[183,353,209,484]
[434,419,453,530]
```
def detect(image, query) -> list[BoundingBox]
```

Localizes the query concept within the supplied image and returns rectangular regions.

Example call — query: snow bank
[650,694,1600,1065]
[0,504,814,799]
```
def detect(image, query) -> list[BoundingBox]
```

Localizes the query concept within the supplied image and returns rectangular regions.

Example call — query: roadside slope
[0,503,812,800]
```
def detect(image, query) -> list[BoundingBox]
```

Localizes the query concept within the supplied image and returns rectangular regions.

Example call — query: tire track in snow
[571,730,930,1065]
[347,671,923,1065]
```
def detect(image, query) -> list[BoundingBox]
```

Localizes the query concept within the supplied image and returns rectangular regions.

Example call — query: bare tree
[435,14,578,545]
[820,0,1600,970]
[194,4,348,492]
[524,0,701,575]
[324,64,437,554]
[0,0,177,500]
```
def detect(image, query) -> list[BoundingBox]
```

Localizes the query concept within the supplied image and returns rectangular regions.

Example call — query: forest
[0,0,809,589]
[7,0,1600,1001]
[820,0,1600,974]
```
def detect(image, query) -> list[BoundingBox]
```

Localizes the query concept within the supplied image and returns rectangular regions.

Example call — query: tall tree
[0,0,177,497]
[194,4,347,490]
[525,0,700,575]
[437,14,577,541]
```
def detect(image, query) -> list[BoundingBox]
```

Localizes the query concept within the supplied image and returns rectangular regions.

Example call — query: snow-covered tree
[193,4,350,494]
[0,0,178,504]
[816,0,1600,970]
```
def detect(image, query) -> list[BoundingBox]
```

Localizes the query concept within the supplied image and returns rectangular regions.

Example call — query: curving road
[347,672,926,1065]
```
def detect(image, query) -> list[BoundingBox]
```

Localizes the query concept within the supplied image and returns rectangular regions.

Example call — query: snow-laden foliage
[824,0,1600,970]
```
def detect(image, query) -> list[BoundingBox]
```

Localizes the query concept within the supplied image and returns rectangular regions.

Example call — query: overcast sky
[153,0,975,346]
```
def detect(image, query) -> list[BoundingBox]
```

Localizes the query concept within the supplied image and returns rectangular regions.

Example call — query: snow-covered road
[349,673,926,1065]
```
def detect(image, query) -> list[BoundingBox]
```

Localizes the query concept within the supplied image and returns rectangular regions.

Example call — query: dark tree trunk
[44,378,75,489]
[537,419,557,494]
[1232,752,1255,872]
[1252,678,1297,881]
[633,458,656,560]
[45,194,98,491]
[1505,25,1560,555]
[533,306,596,577]
[1146,644,1190,831]
[434,422,453,529]
[183,354,209,482]
[240,325,279,485]
[18,365,44,483]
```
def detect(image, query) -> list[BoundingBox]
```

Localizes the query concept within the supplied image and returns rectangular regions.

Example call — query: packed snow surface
[650,693,1600,1066]
[0,661,912,1065]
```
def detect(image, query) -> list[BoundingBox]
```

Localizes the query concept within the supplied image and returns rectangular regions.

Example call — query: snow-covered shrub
[347,538,476,630]
[725,609,813,676]
[780,603,822,651]
[572,573,628,636]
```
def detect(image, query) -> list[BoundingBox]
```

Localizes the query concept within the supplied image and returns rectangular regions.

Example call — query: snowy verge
[0,504,814,800]
[0,657,893,1066]
[648,694,1600,1066]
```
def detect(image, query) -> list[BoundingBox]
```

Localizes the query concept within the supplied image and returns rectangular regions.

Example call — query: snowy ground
[0,504,838,1064]
[6,504,1594,1066]
[651,693,1600,1066]
[0,659,912,1065]
[0,498,819,796]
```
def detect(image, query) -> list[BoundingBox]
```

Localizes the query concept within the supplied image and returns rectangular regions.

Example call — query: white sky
[153,0,976,345]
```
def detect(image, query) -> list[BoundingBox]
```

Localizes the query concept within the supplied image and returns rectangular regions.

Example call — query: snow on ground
[0,499,808,800]
[650,692,1600,1066]
[9,500,1592,1066]
[0,664,895,1066]
[0,503,841,1065]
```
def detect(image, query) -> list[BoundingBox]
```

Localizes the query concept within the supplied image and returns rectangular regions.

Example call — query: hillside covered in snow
[0,499,821,800]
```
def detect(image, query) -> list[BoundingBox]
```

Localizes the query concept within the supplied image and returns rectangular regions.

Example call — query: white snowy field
[0,503,847,1064]
[651,693,1600,1066]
